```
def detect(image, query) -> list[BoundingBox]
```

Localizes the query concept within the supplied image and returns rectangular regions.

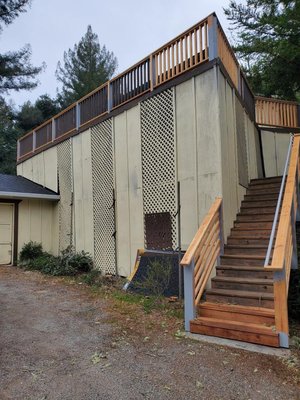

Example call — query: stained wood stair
[189,176,282,347]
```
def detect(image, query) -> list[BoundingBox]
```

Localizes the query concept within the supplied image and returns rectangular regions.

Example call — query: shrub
[61,246,93,274]
[19,241,43,263]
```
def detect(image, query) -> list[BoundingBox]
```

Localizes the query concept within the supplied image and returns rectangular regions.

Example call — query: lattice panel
[57,139,73,251]
[140,88,178,249]
[91,119,116,274]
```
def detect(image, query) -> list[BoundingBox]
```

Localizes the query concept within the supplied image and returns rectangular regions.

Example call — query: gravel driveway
[0,265,300,400]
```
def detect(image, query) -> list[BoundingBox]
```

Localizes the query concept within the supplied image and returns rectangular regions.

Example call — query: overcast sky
[0,0,233,108]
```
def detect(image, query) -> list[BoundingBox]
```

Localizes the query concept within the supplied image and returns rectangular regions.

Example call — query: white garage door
[0,204,14,265]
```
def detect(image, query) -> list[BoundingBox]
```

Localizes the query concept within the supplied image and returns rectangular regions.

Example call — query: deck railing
[180,198,224,331]
[255,97,300,129]
[264,134,300,347]
[17,13,256,162]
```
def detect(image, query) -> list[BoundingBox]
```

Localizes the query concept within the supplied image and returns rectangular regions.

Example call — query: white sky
[0,0,233,108]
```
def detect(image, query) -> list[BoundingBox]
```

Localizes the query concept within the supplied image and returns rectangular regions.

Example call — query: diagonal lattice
[91,119,116,274]
[140,88,178,249]
[57,139,73,251]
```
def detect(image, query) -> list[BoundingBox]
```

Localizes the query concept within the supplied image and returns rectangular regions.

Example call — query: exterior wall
[72,131,94,257]
[18,199,57,254]
[176,69,222,250]
[16,65,264,276]
[114,106,144,276]
[261,131,290,177]
[17,147,58,192]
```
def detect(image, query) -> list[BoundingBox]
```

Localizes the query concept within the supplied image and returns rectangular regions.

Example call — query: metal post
[208,15,218,61]
[76,102,80,130]
[33,130,36,151]
[183,260,196,332]
[17,140,20,161]
[51,118,56,142]
[108,82,113,112]
[150,54,156,90]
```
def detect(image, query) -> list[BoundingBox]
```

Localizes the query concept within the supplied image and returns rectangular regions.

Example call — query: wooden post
[107,82,112,112]
[274,268,289,348]
[51,118,56,142]
[17,140,20,161]
[32,130,36,152]
[76,102,80,130]
[183,259,196,332]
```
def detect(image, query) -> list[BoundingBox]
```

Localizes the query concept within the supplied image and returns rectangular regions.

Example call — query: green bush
[19,241,43,262]
[19,242,93,276]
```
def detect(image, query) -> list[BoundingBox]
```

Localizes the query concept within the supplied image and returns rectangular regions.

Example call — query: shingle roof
[0,174,60,200]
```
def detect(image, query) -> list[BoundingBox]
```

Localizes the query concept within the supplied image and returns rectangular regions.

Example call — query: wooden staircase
[190,176,282,347]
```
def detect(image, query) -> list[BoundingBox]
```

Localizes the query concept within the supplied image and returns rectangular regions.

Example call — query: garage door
[0,204,14,265]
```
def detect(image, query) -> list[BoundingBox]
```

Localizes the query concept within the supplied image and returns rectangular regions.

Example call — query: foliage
[0,97,21,173]
[80,270,103,286]
[134,258,172,297]
[288,270,300,321]
[0,0,44,93]
[56,25,118,107]
[19,243,93,276]
[16,94,60,133]
[224,0,300,100]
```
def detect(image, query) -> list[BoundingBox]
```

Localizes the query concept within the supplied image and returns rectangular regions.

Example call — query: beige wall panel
[72,131,94,256]
[195,69,223,227]
[126,106,144,271]
[43,147,58,192]
[114,113,131,276]
[18,199,55,254]
[261,131,277,177]
[175,79,198,249]
[32,153,45,186]
[237,184,247,207]
[275,133,290,176]
[17,163,23,176]
[21,158,33,181]
[245,115,263,180]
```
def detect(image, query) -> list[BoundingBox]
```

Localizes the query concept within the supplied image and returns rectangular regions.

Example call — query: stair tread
[192,317,277,335]
[217,265,270,271]
[212,276,273,284]
[199,302,275,316]
[221,254,265,260]
[225,244,269,249]
[206,288,274,299]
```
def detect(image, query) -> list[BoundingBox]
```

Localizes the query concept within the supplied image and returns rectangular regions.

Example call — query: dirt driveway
[0,265,300,400]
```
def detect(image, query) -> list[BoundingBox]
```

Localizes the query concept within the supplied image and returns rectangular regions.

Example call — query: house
[1,13,299,347]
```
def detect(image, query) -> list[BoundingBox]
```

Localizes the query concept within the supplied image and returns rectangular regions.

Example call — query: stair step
[250,176,282,185]
[248,182,282,190]
[240,206,276,214]
[205,288,274,308]
[244,193,279,201]
[227,236,270,246]
[198,302,275,325]
[212,276,273,293]
[247,188,280,196]
[190,316,279,347]
[236,213,275,222]
[241,200,278,208]
[221,254,265,266]
[216,265,273,279]
[230,228,272,238]
[234,221,274,230]
[224,244,269,256]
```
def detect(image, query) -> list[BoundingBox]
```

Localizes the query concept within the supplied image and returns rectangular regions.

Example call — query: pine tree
[224,0,300,100]
[56,25,118,107]
[0,0,43,93]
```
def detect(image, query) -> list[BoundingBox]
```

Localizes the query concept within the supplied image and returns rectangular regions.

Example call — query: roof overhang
[0,192,60,201]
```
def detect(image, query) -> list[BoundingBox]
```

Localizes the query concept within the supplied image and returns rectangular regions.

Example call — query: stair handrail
[264,133,300,347]
[180,197,224,331]
[264,134,293,267]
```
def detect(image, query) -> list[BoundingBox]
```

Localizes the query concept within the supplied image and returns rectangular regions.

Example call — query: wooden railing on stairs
[180,198,224,330]
[264,134,300,347]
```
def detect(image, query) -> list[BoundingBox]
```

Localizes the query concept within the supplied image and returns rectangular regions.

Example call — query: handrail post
[17,140,20,161]
[51,118,56,142]
[274,266,289,348]
[150,54,156,91]
[208,14,218,61]
[32,130,36,152]
[183,259,196,331]
[107,82,113,112]
[76,102,80,130]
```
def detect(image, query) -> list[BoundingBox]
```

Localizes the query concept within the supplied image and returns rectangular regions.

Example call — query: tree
[0,0,44,93]
[56,25,118,107]
[0,98,20,174]
[17,94,60,133]
[224,0,300,100]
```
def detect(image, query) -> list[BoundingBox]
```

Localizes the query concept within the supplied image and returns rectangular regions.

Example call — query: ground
[0,265,300,400]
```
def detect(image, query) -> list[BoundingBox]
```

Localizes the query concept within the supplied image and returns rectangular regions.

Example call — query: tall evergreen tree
[224,0,300,100]
[56,25,118,107]
[0,0,44,93]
